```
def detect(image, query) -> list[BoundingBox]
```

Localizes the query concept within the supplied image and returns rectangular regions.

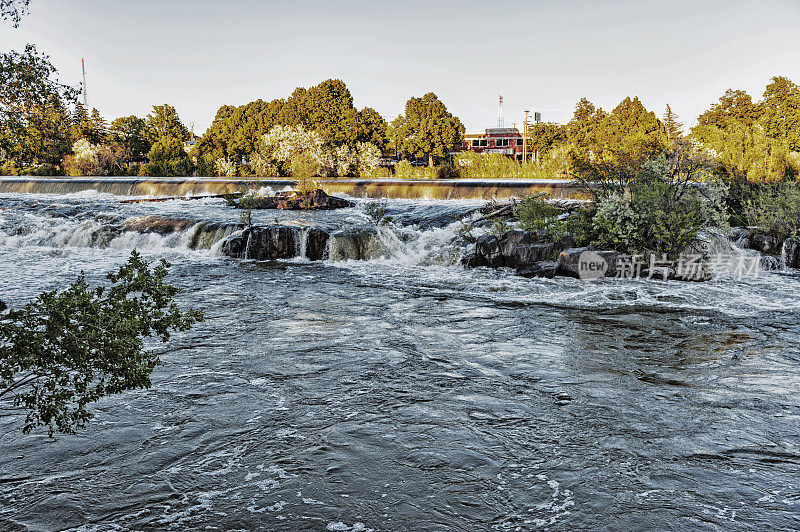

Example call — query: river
[1,190,799,531]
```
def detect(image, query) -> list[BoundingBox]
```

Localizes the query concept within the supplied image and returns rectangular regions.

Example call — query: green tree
[109,115,150,161]
[762,76,800,151]
[0,251,203,436]
[0,44,78,165]
[88,107,108,144]
[696,89,760,130]
[526,121,568,158]
[396,92,464,165]
[567,97,607,152]
[146,136,193,177]
[663,104,683,142]
[1,0,30,27]
[145,104,190,144]
[602,96,666,162]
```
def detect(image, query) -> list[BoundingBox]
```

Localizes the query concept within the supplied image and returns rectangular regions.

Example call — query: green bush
[516,194,561,231]
[436,161,460,179]
[745,183,800,239]
[1,160,21,175]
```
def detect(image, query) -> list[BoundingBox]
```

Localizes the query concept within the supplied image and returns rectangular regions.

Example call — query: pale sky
[2,0,800,135]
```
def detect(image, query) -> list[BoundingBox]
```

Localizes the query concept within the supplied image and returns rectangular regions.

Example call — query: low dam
[0,176,579,199]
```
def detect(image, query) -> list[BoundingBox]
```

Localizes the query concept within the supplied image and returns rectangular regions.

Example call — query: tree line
[1,43,799,183]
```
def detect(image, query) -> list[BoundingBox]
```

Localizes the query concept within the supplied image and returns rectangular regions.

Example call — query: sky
[2,0,800,135]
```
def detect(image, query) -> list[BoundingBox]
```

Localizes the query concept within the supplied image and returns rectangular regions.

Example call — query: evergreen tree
[88,107,107,144]
[663,104,683,142]
[762,76,800,151]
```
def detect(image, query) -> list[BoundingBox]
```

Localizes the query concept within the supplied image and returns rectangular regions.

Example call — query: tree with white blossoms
[249,124,381,178]
[214,157,236,177]
[65,138,119,176]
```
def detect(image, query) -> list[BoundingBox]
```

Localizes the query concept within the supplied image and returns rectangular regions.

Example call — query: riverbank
[0,177,579,200]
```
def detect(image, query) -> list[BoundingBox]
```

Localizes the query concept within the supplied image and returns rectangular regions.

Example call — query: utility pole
[523,110,530,164]
[81,58,88,108]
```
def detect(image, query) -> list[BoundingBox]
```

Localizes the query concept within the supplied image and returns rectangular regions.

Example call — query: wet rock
[517,261,559,279]
[327,230,385,261]
[498,231,564,269]
[750,234,782,254]
[465,230,571,270]
[245,226,299,260]
[221,225,318,260]
[122,215,194,235]
[556,248,619,278]
[730,227,752,249]
[474,235,503,267]
[221,233,246,258]
[304,228,330,261]
[461,251,479,268]
[784,238,800,269]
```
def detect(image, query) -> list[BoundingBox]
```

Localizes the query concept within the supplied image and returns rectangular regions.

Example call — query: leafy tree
[0,251,203,435]
[696,89,760,130]
[145,104,190,144]
[146,136,193,177]
[761,76,800,151]
[663,104,683,142]
[692,80,800,183]
[567,98,607,152]
[109,115,150,161]
[396,92,464,165]
[602,96,666,162]
[0,44,79,165]
[1,0,30,27]
[526,121,568,158]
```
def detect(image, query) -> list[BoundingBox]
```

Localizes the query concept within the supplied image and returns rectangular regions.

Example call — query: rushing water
[1,191,799,531]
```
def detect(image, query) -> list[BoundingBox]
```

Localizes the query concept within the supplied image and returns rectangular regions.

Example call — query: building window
[472,140,480,147]
[496,139,509,147]
[480,139,488,147]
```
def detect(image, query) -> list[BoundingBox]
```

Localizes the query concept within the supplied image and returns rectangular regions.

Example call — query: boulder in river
[220,225,331,261]
[517,261,559,279]
[556,247,619,279]
[749,233,782,254]
[468,230,571,269]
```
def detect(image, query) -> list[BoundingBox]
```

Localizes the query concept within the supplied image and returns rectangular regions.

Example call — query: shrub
[516,194,561,231]
[0,160,21,175]
[745,183,800,240]
[364,200,393,226]
[436,161,460,179]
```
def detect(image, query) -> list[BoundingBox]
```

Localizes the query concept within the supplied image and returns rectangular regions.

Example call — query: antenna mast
[81,58,88,108]
[498,95,504,127]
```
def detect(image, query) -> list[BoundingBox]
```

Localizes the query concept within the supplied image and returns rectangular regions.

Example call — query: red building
[460,127,525,159]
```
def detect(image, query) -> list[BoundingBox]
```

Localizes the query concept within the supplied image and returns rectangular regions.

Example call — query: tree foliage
[1,0,30,27]
[394,92,465,163]
[0,251,203,436]
[191,79,388,168]
[0,44,78,165]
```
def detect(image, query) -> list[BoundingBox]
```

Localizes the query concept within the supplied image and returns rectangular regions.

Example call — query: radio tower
[81,58,88,108]
[498,95,504,127]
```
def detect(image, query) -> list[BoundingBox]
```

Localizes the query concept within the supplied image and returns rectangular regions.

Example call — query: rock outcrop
[463,230,712,281]
[784,237,800,269]
[221,225,330,261]
[232,189,353,210]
